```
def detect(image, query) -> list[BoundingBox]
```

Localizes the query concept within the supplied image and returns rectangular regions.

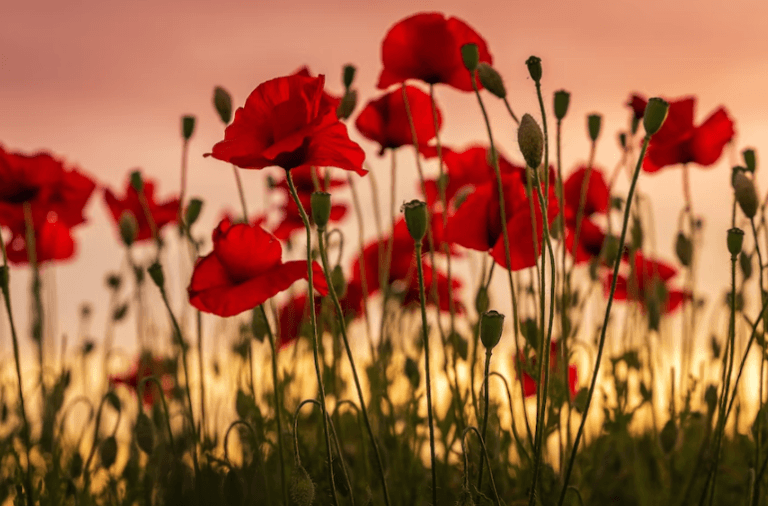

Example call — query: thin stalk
[231,165,249,220]
[261,304,288,506]
[23,203,45,402]
[476,348,493,497]
[317,229,391,506]
[415,238,438,506]
[0,233,33,506]
[285,170,340,506]
[557,135,653,506]
[196,311,206,439]
[462,426,503,506]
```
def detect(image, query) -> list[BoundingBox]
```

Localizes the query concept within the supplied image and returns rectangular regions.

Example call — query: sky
[1,0,767,357]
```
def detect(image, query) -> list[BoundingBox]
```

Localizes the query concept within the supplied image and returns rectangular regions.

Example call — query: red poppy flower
[104,174,179,243]
[109,353,176,407]
[291,66,341,113]
[5,213,76,265]
[208,74,366,176]
[0,145,65,205]
[188,218,328,317]
[605,252,690,314]
[377,12,492,92]
[355,85,442,155]
[447,172,559,271]
[561,166,610,263]
[421,145,527,211]
[276,293,324,350]
[517,340,578,399]
[628,95,735,173]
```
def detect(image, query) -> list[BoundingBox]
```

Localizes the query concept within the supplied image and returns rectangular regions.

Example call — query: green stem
[557,135,652,506]
[23,202,45,403]
[231,165,249,221]
[476,348,493,497]
[415,238,437,506]
[317,229,391,506]
[285,170,340,506]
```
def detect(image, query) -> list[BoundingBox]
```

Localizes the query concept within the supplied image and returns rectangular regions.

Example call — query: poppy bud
[553,90,570,120]
[135,412,154,455]
[525,55,542,83]
[631,116,641,135]
[517,114,544,169]
[732,171,758,218]
[342,64,356,89]
[181,115,196,141]
[659,419,677,454]
[402,200,428,242]
[743,148,757,172]
[675,232,693,267]
[331,265,346,298]
[119,211,138,247]
[130,170,144,193]
[477,63,506,99]
[336,89,357,120]
[99,436,117,468]
[480,310,505,349]
[310,191,332,229]
[727,227,744,257]
[290,464,315,506]
[213,86,233,124]
[475,286,490,315]
[587,114,602,142]
[461,43,479,72]
[642,97,669,136]
[185,198,203,227]
[148,262,165,289]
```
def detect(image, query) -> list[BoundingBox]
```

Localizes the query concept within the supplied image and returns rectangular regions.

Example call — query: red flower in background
[355,85,442,155]
[629,95,735,173]
[605,252,690,314]
[291,66,341,112]
[561,166,610,263]
[109,353,176,407]
[420,145,526,210]
[209,74,366,176]
[377,12,492,92]
[104,174,179,243]
[188,218,328,317]
[447,171,559,271]
[5,215,75,264]
[517,340,578,399]
[277,293,323,350]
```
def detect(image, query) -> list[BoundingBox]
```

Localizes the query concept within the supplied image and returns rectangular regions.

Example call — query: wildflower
[355,85,442,155]
[561,165,610,263]
[517,340,578,399]
[109,353,176,407]
[208,74,366,176]
[377,12,492,92]
[103,173,179,243]
[606,252,690,314]
[188,218,328,317]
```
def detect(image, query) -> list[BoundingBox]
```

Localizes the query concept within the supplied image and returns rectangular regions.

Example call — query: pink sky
[1,0,767,353]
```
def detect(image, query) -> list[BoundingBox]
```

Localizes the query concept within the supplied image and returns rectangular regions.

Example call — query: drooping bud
[675,232,693,267]
[290,465,315,506]
[480,310,505,349]
[181,115,196,141]
[130,170,144,193]
[553,90,570,120]
[642,98,669,136]
[135,412,155,454]
[743,148,757,172]
[119,211,138,247]
[402,200,428,242]
[475,286,490,315]
[342,64,356,89]
[525,55,542,83]
[518,114,544,169]
[732,171,758,218]
[336,89,357,120]
[148,262,165,289]
[727,227,744,257]
[99,436,118,469]
[477,63,506,98]
[460,43,479,72]
[213,86,233,124]
[587,114,602,142]
[185,198,203,227]
[310,191,332,229]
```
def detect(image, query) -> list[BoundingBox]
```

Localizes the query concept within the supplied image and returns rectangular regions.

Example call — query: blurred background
[1,0,766,356]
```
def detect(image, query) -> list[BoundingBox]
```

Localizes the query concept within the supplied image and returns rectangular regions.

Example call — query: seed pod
[119,211,138,247]
[460,43,479,72]
[135,412,155,455]
[642,98,669,136]
[587,114,602,142]
[477,63,506,99]
[480,310,505,349]
[310,191,331,229]
[518,114,544,169]
[727,227,744,257]
[525,55,542,83]
[181,115,196,141]
[402,200,428,242]
[553,90,570,120]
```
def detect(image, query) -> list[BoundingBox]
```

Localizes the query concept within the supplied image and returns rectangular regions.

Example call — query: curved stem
[285,170,340,506]
[462,426,503,506]
[557,135,652,506]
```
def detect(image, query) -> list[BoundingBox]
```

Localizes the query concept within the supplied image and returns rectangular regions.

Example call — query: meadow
[0,10,764,506]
